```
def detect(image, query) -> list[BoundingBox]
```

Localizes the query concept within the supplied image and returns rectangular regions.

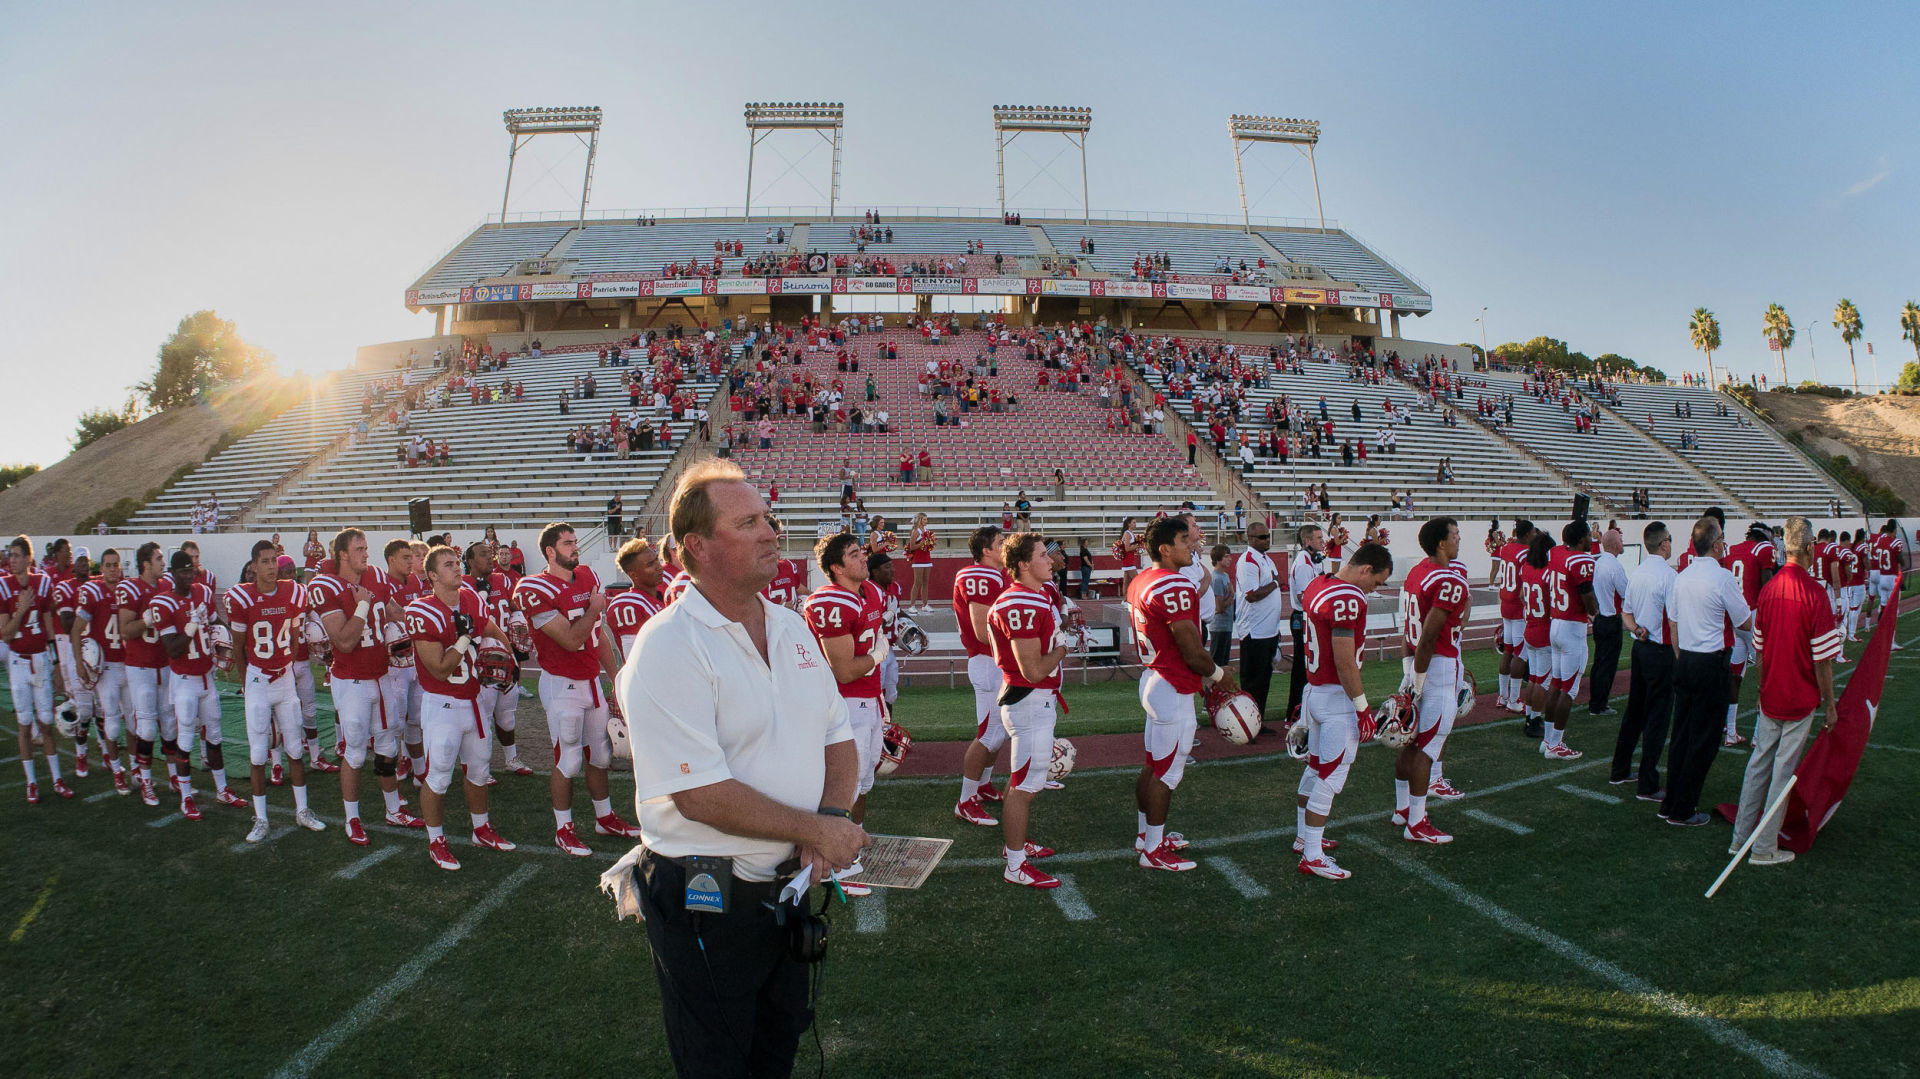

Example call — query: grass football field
[3,600,1916,1077]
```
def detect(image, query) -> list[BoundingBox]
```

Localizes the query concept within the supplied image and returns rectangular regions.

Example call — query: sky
[3,0,1916,467]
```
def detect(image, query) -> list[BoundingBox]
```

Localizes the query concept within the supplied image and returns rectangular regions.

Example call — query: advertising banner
[971,277,1029,295]
[909,276,964,294]
[1106,280,1155,298]
[1224,285,1271,303]
[460,284,521,304]
[716,278,767,296]
[844,276,899,294]
[1282,287,1330,305]
[1041,278,1092,297]
[1392,294,1433,312]
[1335,290,1379,308]
[646,280,704,297]
[406,287,463,306]
[1166,282,1215,300]
[775,277,832,294]
[588,281,641,299]
[527,281,581,300]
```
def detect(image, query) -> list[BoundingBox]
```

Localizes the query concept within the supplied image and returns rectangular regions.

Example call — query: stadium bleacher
[563,221,795,275]
[1259,230,1421,295]
[809,220,1037,257]
[1040,223,1279,278]
[413,224,574,292]
[1605,382,1850,515]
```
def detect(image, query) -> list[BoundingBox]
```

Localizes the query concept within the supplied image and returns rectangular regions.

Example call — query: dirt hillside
[1761,393,1920,511]
[0,378,300,534]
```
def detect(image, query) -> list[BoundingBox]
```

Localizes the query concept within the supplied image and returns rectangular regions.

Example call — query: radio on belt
[682,855,732,914]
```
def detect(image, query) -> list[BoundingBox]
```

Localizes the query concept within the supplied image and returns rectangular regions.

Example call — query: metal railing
[488,204,1337,231]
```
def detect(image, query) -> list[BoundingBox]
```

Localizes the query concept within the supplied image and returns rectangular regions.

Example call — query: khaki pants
[1731,711,1815,854]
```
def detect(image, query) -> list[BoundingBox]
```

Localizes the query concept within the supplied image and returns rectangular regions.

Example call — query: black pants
[1662,648,1729,821]
[1210,629,1235,669]
[1588,613,1623,710]
[1238,633,1277,716]
[1187,444,1197,465]
[1284,613,1308,720]
[638,852,813,1078]
[1611,639,1674,795]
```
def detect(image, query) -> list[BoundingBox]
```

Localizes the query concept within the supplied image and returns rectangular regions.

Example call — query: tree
[1900,300,1920,364]
[72,407,135,451]
[1895,361,1920,393]
[1688,307,1721,387]
[0,464,37,494]
[135,310,274,411]
[1833,298,1864,393]
[1763,303,1795,385]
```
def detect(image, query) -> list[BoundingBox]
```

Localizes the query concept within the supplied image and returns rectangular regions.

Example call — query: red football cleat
[269,763,284,787]
[1139,840,1198,872]
[506,760,534,777]
[953,796,998,827]
[1403,817,1454,845]
[977,781,1004,803]
[216,787,248,809]
[427,836,461,871]
[25,782,39,805]
[396,755,413,780]
[345,818,370,846]
[52,780,74,799]
[180,795,202,822]
[384,807,425,829]
[472,823,516,852]
[74,753,89,778]
[138,775,159,806]
[308,756,339,774]
[594,813,641,838]
[1297,855,1351,880]
[1022,840,1056,859]
[112,770,130,796]
[1004,860,1060,889]
[554,824,592,857]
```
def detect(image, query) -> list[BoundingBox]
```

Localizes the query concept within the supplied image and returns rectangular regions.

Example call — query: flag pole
[1705,773,1799,899]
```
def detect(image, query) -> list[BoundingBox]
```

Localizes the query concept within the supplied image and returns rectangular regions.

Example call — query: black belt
[640,848,797,901]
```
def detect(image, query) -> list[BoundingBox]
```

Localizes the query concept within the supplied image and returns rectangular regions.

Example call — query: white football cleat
[1403,817,1454,844]
[1134,830,1189,852]
[1429,777,1466,800]
[294,808,326,832]
[245,818,272,844]
[1139,841,1197,872]
[1296,855,1352,881]
[1003,861,1060,889]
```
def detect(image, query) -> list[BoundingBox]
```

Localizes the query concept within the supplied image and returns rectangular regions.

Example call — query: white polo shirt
[1178,557,1215,625]
[1232,547,1283,640]
[1289,549,1322,609]
[617,584,854,882]
[1670,554,1753,654]
[1623,554,1676,645]
[1592,550,1629,617]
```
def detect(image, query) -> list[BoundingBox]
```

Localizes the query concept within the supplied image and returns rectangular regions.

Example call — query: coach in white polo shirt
[1731,516,1841,866]
[1586,525,1630,716]
[1610,521,1676,799]
[1233,521,1284,719]
[615,460,869,1078]
[1660,516,1753,827]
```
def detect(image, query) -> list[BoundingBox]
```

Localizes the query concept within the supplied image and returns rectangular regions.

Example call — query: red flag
[1774,573,1901,853]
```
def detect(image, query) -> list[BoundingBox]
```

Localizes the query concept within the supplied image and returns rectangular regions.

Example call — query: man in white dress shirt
[1660,517,1753,827]
[1609,521,1676,800]
[1587,525,1631,715]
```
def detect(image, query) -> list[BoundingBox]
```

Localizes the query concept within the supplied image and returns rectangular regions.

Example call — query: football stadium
[5,7,1920,1077]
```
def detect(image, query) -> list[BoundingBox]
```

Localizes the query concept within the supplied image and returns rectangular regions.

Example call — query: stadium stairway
[249,344,710,532]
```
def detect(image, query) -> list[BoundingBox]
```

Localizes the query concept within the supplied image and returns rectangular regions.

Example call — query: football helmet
[1047,737,1077,782]
[476,644,516,690]
[1375,691,1416,749]
[1282,702,1313,760]
[77,638,104,690]
[55,699,80,739]
[1456,669,1479,721]
[505,611,534,656]
[894,614,929,656]
[383,621,415,668]
[1205,685,1262,745]
[876,720,914,775]
[302,612,332,666]
[608,711,632,762]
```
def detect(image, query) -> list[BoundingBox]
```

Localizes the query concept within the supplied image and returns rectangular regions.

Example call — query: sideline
[1351,835,1828,1079]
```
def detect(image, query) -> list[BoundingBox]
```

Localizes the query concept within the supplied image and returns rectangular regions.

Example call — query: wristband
[1350,693,1369,714]
[1411,671,1427,697]
[817,807,851,819]
[353,600,370,621]
[1204,665,1226,686]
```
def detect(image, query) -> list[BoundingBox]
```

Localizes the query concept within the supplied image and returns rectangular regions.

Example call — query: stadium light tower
[992,105,1093,224]
[500,107,604,230]
[1228,114,1324,233]
[744,102,845,221]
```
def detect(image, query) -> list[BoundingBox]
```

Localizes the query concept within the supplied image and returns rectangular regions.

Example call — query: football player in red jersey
[988,532,1069,889]
[867,551,903,706]
[116,541,171,805]
[151,550,225,821]
[1517,532,1556,744]
[1866,518,1911,622]
[72,548,132,794]
[226,540,326,839]
[951,525,1010,826]
[3,535,66,802]
[608,536,664,657]
[463,542,531,777]
[1295,543,1394,880]
[661,565,694,605]
[408,543,516,870]
[1540,520,1598,759]
[383,540,429,783]
[1492,521,1537,716]
[760,520,805,609]
[1128,516,1235,872]
[1396,517,1470,843]
[802,534,889,850]
[51,549,95,776]
[311,529,416,844]
[1843,529,1871,641]
[513,522,640,857]
[1725,522,1782,744]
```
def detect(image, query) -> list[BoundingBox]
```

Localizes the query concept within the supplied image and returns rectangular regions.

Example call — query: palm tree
[1901,300,1920,365]
[1689,307,1721,387]
[1833,299,1864,392]
[1763,303,1795,385]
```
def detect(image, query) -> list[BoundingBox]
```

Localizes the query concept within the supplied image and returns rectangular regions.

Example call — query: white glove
[1411,670,1427,698]
[184,621,200,637]
[143,608,163,628]
[870,632,891,665]
[453,634,473,657]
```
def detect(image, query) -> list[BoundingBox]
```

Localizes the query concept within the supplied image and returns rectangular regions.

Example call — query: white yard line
[272,863,542,1079]
[1351,835,1828,1079]
[1865,742,1919,754]
[1206,856,1270,898]
[231,826,297,853]
[334,846,403,880]
[1557,784,1623,805]
[853,887,888,934]
[1048,872,1096,921]
[146,811,184,828]
[1462,809,1533,835]
[84,789,119,804]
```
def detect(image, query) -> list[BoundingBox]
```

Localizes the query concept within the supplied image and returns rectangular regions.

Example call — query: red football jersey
[607,588,661,657]
[802,581,885,699]
[463,571,516,636]
[879,578,904,642]
[1547,546,1596,624]
[762,558,805,606]
[988,582,1060,690]
[1403,559,1469,659]
[149,591,214,677]
[513,566,607,681]
[307,569,394,680]
[1519,560,1552,648]
[224,579,307,675]
[116,576,166,669]
[662,570,693,605]
[405,588,489,701]
[1725,539,1781,609]
[52,576,82,623]
[1752,563,1844,719]
[1496,541,1528,619]
[76,579,126,662]
[1850,541,1871,587]
[952,563,1009,657]
[1300,576,1367,686]
[0,571,54,656]
[1127,567,1203,694]
[1871,534,1905,574]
